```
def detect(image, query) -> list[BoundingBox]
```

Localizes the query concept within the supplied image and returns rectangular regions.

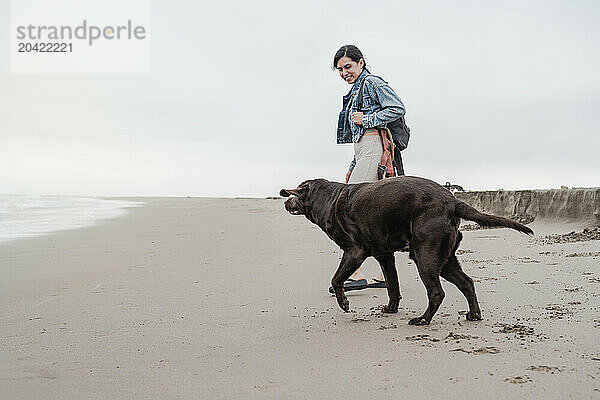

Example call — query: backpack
[357,75,411,151]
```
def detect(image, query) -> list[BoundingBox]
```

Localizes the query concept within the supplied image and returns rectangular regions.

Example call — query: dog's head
[280,181,311,216]
[280,179,330,216]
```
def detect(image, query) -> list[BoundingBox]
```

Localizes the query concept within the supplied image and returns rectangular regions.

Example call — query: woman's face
[336,56,364,85]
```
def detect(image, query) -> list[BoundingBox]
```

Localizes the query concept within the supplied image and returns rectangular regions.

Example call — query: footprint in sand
[443,332,478,341]
[493,323,534,336]
[565,251,600,258]
[527,365,562,374]
[543,304,573,319]
[518,257,541,263]
[405,334,440,342]
[456,249,474,255]
[505,375,532,384]
[451,346,500,354]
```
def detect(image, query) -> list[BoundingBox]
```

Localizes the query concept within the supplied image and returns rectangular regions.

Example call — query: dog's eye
[297,187,309,197]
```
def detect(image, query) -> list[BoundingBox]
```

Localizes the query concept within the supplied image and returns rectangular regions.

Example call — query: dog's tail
[454,201,534,236]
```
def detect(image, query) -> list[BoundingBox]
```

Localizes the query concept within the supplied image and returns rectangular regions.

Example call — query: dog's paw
[337,297,350,312]
[381,304,398,313]
[408,317,430,326]
[466,310,482,321]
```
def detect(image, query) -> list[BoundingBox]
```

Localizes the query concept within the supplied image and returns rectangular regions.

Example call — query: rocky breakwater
[455,188,600,225]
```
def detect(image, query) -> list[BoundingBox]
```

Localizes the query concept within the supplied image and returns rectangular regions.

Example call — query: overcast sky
[1,0,599,197]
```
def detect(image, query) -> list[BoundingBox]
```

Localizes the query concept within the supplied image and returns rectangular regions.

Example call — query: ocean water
[0,195,143,244]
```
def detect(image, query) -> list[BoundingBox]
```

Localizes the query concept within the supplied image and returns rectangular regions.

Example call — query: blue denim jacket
[336,70,406,171]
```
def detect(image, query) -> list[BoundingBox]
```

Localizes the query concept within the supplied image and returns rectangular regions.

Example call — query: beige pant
[347,133,385,280]
[349,134,383,184]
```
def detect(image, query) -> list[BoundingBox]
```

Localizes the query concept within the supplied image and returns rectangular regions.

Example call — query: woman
[330,44,406,293]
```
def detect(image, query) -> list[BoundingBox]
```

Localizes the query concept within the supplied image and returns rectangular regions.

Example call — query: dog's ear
[280,188,297,197]
[280,186,308,198]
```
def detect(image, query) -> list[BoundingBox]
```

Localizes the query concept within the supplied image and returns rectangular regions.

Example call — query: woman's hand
[351,112,363,125]
[345,170,352,183]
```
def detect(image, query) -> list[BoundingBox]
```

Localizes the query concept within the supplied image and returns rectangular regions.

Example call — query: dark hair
[333,45,369,73]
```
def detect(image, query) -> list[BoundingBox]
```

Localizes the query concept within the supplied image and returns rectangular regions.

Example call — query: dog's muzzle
[280,188,304,215]
[284,197,303,215]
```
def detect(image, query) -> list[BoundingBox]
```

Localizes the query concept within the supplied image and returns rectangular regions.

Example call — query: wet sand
[1,197,599,399]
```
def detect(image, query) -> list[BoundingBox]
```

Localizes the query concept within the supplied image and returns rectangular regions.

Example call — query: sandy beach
[1,197,599,399]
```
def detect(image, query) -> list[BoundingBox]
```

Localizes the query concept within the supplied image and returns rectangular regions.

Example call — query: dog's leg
[408,238,447,325]
[408,216,458,325]
[374,254,401,313]
[441,254,482,321]
[331,249,367,312]
[409,265,445,325]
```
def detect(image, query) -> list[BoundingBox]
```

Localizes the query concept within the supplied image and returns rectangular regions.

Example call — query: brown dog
[280,177,533,325]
